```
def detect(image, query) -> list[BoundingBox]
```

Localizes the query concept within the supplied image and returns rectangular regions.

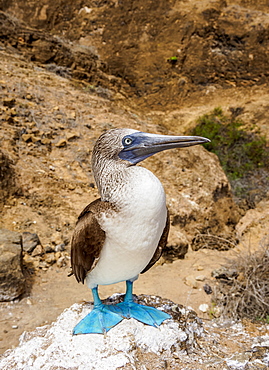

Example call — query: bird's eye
[123,137,133,146]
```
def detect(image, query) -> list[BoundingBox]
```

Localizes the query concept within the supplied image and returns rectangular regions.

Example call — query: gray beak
[119,132,210,164]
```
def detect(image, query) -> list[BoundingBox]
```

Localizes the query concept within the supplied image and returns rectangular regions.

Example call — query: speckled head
[92,128,139,167]
[92,128,210,169]
[118,131,210,164]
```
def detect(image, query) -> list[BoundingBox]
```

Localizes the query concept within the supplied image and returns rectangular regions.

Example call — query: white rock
[0,299,203,370]
[78,6,92,14]
[195,275,206,281]
[199,303,209,313]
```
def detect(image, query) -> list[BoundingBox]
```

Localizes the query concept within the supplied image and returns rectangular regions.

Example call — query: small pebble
[199,304,209,313]
[44,245,55,253]
[203,284,213,295]
[12,325,18,329]
[55,139,67,148]
[55,243,65,252]
[31,245,44,257]
[185,276,198,289]
[56,256,68,268]
[195,275,206,281]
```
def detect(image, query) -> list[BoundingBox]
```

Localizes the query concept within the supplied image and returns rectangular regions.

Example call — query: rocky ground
[1,295,269,370]
[0,0,269,368]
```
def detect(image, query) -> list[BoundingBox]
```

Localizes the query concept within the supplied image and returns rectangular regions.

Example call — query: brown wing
[141,208,170,274]
[71,198,108,284]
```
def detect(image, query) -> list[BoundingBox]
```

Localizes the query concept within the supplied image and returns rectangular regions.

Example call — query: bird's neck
[93,159,165,210]
[93,159,131,203]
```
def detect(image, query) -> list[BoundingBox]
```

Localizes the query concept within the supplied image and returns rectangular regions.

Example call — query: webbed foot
[113,301,171,327]
[73,304,123,334]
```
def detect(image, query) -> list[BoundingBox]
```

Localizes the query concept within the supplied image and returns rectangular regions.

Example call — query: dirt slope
[3,0,269,112]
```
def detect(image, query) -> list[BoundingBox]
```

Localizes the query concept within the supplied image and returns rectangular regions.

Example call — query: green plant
[256,315,269,324]
[190,108,269,206]
[192,107,268,179]
[167,56,178,65]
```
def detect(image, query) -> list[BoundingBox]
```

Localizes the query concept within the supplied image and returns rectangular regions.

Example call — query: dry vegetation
[213,238,269,322]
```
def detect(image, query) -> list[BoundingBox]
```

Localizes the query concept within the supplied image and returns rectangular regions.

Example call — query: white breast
[86,166,167,289]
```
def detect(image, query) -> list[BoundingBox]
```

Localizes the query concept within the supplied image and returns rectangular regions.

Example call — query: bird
[71,128,210,334]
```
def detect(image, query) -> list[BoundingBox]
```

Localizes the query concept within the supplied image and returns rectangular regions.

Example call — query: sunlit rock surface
[0,295,203,370]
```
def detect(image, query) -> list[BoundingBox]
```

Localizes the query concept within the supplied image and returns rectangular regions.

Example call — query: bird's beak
[119,132,211,164]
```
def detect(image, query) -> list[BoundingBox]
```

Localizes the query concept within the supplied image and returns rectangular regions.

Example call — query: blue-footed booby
[71,128,210,334]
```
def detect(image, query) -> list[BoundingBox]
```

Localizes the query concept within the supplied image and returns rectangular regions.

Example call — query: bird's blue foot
[73,282,171,335]
[73,304,123,334]
[112,301,171,327]
[73,287,123,334]
[109,280,171,327]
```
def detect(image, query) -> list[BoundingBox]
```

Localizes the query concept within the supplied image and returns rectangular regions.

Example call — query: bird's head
[92,128,210,167]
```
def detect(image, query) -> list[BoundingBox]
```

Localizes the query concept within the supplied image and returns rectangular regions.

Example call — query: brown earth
[0,0,269,365]
[3,0,269,113]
